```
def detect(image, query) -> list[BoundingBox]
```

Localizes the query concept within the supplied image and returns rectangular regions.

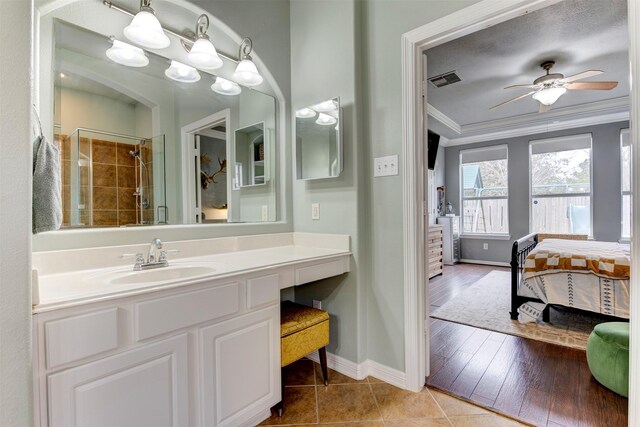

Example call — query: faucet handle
[121,252,144,260]
[158,249,179,262]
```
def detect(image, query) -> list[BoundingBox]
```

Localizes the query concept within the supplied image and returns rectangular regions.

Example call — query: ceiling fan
[490,61,618,113]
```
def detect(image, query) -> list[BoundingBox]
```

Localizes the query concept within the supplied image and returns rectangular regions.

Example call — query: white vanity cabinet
[33,275,281,427]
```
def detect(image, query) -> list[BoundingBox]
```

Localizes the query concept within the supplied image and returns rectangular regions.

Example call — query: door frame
[181,109,231,224]
[401,5,639,424]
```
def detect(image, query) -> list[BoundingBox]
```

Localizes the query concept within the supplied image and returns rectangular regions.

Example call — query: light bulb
[232,58,263,86]
[211,77,241,95]
[124,10,170,49]
[188,38,223,70]
[106,40,149,67]
[164,60,200,83]
[296,108,317,119]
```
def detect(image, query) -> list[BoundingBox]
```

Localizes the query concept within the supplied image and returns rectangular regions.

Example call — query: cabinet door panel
[200,306,280,426]
[48,334,188,427]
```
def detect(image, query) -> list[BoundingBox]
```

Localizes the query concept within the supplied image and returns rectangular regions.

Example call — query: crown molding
[427,104,461,134]
[434,96,629,146]
[445,110,629,146]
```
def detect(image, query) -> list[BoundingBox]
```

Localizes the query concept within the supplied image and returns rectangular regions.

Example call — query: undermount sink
[86,263,219,287]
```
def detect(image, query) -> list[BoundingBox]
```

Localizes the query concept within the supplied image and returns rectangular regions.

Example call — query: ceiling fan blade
[538,103,551,113]
[504,83,539,89]
[490,91,535,110]
[562,70,604,83]
[566,81,619,90]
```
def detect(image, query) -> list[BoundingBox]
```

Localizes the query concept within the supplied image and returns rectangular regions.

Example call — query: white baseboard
[306,351,407,390]
[240,408,271,427]
[459,259,510,268]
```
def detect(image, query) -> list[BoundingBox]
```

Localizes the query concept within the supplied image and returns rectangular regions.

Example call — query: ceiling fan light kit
[490,60,618,112]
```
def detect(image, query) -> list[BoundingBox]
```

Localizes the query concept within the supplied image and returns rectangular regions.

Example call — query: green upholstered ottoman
[586,322,629,397]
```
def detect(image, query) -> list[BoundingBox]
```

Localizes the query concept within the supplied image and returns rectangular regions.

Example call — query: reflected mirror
[295,97,342,180]
[50,19,278,228]
[234,122,267,188]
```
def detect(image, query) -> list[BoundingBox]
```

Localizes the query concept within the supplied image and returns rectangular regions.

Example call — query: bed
[510,233,631,323]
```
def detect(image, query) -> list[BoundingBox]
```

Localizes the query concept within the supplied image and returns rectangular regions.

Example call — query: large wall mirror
[39,1,280,230]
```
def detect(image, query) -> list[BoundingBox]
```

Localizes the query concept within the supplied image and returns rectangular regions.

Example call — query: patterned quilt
[517,239,631,323]
[523,239,631,280]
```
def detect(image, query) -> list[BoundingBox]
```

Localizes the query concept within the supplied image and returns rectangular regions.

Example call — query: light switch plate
[313,300,322,310]
[311,203,320,220]
[374,155,399,177]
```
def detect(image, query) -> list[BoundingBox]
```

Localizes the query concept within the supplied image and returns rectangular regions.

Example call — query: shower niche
[59,129,166,228]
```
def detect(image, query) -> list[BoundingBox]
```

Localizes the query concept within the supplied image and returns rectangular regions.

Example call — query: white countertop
[33,233,351,313]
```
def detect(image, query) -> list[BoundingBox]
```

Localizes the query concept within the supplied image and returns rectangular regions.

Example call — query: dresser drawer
[45,308,120,369]
[135,283,240,341]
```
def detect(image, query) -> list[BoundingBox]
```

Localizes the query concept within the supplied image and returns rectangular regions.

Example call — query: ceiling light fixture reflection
[532,86,567,106]
[165,60,201,83]
[123,0,170,49]
[211,77,241,95]
[316,113,337,126]
[296,108,316,119]
[187,14,223,70]
[106,39,149,67]
[313,99,337,113]
[232,38,263,87]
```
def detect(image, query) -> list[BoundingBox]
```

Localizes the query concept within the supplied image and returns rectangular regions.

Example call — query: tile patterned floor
[259,359,530,427]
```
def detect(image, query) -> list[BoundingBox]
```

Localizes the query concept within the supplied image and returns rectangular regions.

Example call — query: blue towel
[32,135,62,233]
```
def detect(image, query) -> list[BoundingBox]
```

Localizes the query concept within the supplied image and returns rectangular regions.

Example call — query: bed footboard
[510,233,539,320]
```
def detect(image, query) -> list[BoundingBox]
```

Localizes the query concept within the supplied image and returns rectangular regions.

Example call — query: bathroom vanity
[32,233,350,427]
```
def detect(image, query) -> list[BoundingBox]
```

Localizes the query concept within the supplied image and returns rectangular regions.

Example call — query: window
[530,134,592,235]
[621,129,631,240]
[460,145,509,235]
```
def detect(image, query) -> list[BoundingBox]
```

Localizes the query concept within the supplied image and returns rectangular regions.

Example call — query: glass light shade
[313,99,338,113]
[532,87,567,106]
[232,58,263,86]
[296,108,316,119]
[165,60,200,83]
[188,38,223,70]
[106,40,149,67]
[124,10,170,49]
[211,77,241,95]
[316,113,337,126]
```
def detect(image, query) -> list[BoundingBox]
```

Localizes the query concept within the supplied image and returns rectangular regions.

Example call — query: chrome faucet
[148,238,163,264]
[122,238,178,271]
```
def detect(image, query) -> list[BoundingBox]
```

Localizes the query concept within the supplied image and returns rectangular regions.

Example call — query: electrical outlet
[313,300,322,310]
[483,243,489,250]
[311,203,320,220]
[261,205,268,222]
[374,155,399,177]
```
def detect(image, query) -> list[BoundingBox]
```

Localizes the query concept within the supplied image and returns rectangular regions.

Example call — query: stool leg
[319,347,329,386]
[276,367,285,416]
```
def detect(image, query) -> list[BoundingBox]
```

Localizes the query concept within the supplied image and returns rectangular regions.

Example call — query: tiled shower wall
[60,137,153,227]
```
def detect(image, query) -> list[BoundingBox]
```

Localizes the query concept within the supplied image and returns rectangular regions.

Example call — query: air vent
[428,71,462,88]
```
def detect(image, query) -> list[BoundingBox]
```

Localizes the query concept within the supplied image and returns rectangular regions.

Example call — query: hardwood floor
[427,264,628,427]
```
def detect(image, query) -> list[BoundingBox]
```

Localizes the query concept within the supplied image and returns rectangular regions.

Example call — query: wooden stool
[277,301,329,416]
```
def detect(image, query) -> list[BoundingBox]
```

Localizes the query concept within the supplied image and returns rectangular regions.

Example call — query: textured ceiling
[425,0,629,138]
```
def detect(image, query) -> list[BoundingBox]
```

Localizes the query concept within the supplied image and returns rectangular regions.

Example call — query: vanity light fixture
[211,77,242,95]
[316,113,337,126]
[232,38,264,87]
[296,108,317,119]
[165,60,201,83]
[106,39,149,67]
[313,99,338,113]
[187,15,223,70]
[123,0,170,49]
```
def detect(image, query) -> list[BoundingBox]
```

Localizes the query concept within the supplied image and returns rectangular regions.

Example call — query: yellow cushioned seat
[280,301,329,367]
[277,301,330,416]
